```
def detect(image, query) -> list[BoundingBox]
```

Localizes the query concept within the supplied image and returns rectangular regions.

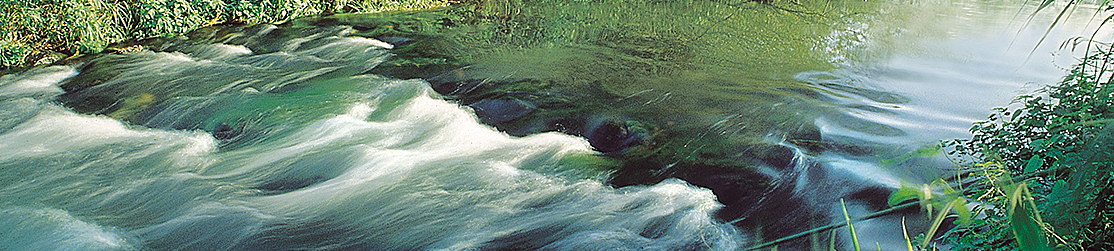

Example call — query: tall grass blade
[1006,183,1051,251]
[841,199,861,251]
[829,229,837,251]
[919,198,956,250]
[902,217,914,251]
[1029,0,1080,60]
[1082,12,1114,71]
[1034,0,1058,17]
[1017,0,1058,42]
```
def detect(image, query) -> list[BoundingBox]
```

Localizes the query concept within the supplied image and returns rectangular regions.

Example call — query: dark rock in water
[587,120,627,153]
[212,122,239,141]
[251,151,355,194]
[255,176,329,194]
[469,99,536,123]
[479,220,575,251]
[788,123,823,143]
[500,117,584,139]
[60,95,118,115]
[685,165,782,222]
[586,119,646,154]
[431,77,495,97]
[423,67,538,98]
[605,157,789,228]
[420,68,661,153]
[755,144,799,171]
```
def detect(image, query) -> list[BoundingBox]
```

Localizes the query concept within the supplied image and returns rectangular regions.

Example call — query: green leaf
[951,198,972,226]
[1029,139,1046,148]
[1006,183,1051,251]
[888,186,921,206]
[1025,155,1044,173]
[1049,180,1070,200]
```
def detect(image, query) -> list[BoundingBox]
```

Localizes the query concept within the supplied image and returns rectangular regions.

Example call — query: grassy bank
[0,0,454,71]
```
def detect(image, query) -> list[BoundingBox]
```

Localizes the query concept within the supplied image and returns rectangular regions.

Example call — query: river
[0,0,1109,250]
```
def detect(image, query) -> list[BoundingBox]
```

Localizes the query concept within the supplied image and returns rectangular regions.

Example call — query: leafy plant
[888,178,972,250]
[940,40,1114,250]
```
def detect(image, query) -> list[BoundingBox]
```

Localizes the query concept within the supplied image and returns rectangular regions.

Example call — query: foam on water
[205,81,743,249]
[0,46,743,250]
[0,66,73,99]
[0,107,216,163]
[180,44,254,60]
[0,207,137,251]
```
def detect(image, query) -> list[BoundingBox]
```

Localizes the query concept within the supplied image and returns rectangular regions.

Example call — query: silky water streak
[0,38,743,250]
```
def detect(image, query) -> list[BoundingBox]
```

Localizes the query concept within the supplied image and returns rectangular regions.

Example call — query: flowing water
[0,0,1110,250]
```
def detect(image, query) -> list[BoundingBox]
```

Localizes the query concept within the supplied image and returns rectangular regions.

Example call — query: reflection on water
[0,0,1109,250]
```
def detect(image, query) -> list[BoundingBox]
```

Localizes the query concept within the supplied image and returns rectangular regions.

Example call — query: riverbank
[0,0,456,71]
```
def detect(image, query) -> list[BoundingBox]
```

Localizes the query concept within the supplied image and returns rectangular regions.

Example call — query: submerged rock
[106,93,156,120]
[469,98,536,123]
[586,119,650,154]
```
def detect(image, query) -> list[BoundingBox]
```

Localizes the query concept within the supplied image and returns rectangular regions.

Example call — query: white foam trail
[132,202,277,250]
[121,79,742,250]
[0,98,48,133]
[820,154,901,188]
[0,107,216,164]
[185,44,254,60]
[0,207,137,251]
[0,45,741,250]
[252,95,735,249]
[0,66,73,99]
[298,37,395,60]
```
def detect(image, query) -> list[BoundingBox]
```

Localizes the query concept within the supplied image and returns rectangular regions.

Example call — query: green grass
[902,217,914,251]
[841,198,862,251]
[0,0,453,71]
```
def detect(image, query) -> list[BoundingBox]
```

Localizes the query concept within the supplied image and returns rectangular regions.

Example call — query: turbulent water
[0,37,742,250]
[1,0,1110,250]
